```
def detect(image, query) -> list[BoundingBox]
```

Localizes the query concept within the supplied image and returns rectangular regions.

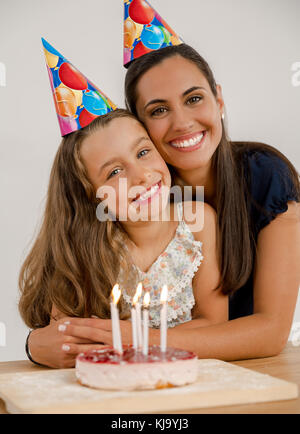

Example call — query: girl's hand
[28,317,107,369]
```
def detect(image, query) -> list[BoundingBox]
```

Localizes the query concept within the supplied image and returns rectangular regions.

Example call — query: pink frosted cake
[75,345,198,390]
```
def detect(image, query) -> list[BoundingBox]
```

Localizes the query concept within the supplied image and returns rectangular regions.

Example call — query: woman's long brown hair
[19,109,136,328]
[125,44,300,296]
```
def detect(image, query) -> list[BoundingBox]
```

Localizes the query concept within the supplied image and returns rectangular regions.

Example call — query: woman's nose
[170,107,195,134]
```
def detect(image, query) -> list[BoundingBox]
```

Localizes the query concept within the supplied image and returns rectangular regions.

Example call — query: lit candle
[160,285,168,353]
[142,292,150,356]
[110,284,123,354]
[133,282,143,350]
[131,304,138,350]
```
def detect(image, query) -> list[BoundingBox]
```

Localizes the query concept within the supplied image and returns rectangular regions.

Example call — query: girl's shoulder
[179,201,216,242]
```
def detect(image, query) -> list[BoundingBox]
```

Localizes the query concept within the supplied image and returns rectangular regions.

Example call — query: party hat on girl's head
[42,38,118,136]
[123,0,183,68]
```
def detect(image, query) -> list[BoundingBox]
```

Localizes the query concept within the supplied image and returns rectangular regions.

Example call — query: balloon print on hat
[44,49,59,69]
[82,90,108,116]
[140,24,164,50]
[124,17,137,49]
[59,62,88,91]
[159,26,171,45]
[54,87,77,118]
[58,83,83,107]
[128,0,155,25]
[133,41,152,60]
[78,109,98,129]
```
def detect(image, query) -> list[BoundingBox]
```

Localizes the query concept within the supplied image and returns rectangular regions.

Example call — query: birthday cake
[75,345,198,390]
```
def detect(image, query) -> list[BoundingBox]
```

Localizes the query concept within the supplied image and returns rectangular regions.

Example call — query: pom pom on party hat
[42,38,118,136]
[123,0,183,68]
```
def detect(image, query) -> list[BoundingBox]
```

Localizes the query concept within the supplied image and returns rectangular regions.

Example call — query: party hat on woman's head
[42,38,118,136]
[123,0,183,68]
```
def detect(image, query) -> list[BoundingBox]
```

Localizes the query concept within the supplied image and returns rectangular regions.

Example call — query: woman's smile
[168,130,206,152]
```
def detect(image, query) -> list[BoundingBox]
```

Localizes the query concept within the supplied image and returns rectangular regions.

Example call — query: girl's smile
[130,180,162,206]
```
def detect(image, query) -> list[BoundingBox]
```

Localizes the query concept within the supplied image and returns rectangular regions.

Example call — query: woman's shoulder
[232,141,298,190]
[232,141,299,232]
[233,141,295,175]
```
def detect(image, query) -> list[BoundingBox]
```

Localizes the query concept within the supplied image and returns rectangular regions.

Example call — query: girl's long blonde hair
[19,109,136,328]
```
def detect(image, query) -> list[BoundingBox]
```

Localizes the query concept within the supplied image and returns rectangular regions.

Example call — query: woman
[122,43,300,359]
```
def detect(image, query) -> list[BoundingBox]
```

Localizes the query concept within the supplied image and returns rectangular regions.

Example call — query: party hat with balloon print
[123,0,183,68]
[42,38,118,136]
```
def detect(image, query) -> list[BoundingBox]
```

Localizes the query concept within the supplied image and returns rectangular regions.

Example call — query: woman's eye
[150,107,167,117]
[187,95,203,105]
[107,168,121,179]
[137,149,149,158]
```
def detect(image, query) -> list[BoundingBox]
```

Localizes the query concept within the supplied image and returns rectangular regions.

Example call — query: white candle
[160,285,168,353]
[133,282,143,350]
[110,284,123,354]
[136,302,143,349]
[142,292,150,356]
[131,306,138,350]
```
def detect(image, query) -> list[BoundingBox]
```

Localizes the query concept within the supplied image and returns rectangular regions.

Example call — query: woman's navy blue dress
[229,149,299,320]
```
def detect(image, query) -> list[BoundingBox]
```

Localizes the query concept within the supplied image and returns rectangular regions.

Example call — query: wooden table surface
[0,343,299,414]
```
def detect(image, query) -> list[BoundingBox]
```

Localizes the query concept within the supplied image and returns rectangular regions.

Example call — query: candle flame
[160,284,168,303]
[133,282,143,306]
[143,291,150,308]
[111,283,121,305]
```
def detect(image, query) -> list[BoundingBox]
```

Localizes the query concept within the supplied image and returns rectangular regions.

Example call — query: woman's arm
[166,201,300,359]
[59,203,300,360]
[182,201,228,326]
[27,304,105,368]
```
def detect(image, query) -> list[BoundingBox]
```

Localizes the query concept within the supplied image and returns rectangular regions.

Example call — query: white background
[0,0,299,361]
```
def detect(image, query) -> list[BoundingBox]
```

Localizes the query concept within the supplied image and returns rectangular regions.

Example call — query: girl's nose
[131,165,152,186]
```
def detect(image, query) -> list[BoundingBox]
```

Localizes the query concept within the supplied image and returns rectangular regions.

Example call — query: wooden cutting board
[0,359,297,414]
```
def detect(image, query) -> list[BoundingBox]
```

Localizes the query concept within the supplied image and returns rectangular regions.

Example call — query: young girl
[19,109,227,368]
[123,43,300,360]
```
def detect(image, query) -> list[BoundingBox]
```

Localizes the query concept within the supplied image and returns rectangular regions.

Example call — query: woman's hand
[28,317,107,369]
[57,317,134,348]
[59,318,162,350]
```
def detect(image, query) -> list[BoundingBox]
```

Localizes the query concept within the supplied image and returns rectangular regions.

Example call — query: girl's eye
[187,95,203,105]
[150,107,167,117]
[137,149,150,158]
[107,168,121,179]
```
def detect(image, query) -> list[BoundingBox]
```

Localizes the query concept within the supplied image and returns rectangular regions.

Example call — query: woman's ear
[216,84,225,115]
